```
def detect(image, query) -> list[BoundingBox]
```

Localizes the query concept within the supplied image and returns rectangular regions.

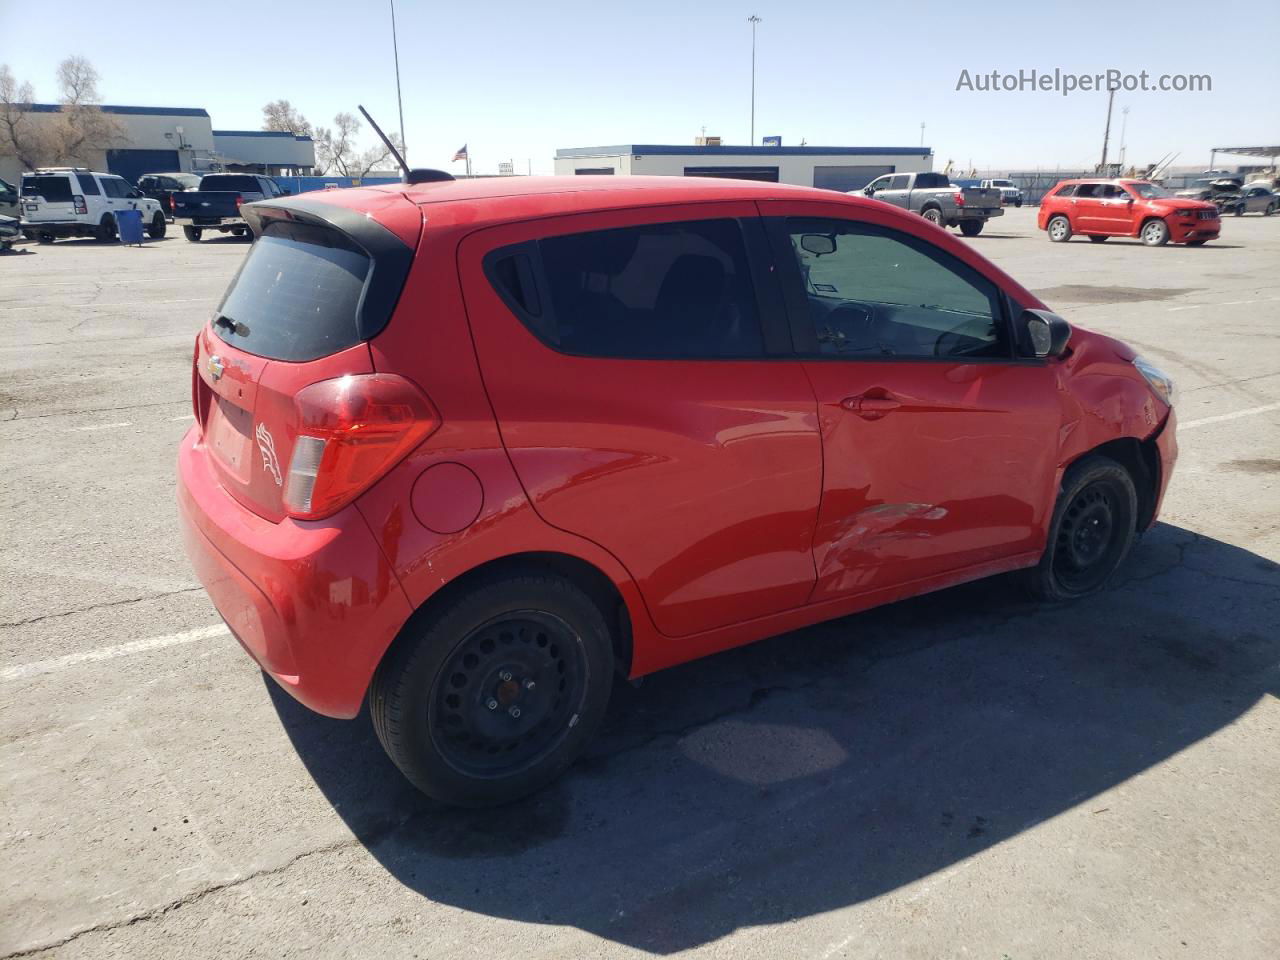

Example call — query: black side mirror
[1021,309,1071,358]
[863,187,875,196]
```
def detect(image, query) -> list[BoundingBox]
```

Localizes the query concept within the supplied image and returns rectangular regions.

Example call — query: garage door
[813,165,895,193]
[683,166,779,182]
[106,149,181,186]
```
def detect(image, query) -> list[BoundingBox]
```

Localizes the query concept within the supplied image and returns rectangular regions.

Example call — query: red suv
[1039,178,1220,246]
[178,176,1178,806]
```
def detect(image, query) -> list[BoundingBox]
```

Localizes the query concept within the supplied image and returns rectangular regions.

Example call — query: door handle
[841,394,902,419]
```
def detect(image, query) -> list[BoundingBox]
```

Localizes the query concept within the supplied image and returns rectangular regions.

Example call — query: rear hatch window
[199,175,261,192]
[214,221,370,362]
[21,175,73,202]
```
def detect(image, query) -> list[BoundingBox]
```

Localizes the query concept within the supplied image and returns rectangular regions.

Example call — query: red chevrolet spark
[178,175,1178,806]
[1039,178,1220,246]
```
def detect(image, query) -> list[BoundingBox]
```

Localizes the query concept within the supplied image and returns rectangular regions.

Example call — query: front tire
[959,220,984,237]
[182,226,202,242]
[1047,214,1072,242]
[1025,455,1138,601]
[921,206,944,228]
[1141,218,1170,246]
[370,572,614,807]
[1265,203,1275,217]
[148,212,166,239]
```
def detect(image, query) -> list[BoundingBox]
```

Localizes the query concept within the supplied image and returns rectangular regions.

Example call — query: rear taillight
[73,194,87,214]
[169,194,175,212]
[954,191,965,207]
[190,333,203,433]
[283,374,440,520]
[234,194,243,209]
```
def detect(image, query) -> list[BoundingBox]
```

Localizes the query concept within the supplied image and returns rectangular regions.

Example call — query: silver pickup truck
[859,172,1003,236]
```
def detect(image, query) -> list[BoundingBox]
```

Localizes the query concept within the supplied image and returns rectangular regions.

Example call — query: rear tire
[1047,215,1072,242]
[148,212,166,239]
[1141,218,1170,246]
[183,226,202,242]
[370,572,614,808]
[37,233,55,244]
[1025,455,1138,601]
[959,220,984,237]
[1089,235,1109,242]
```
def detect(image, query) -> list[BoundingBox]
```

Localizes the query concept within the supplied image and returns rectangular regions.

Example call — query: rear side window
[493,219,764,359]
[76,172,101,195]
[214,221,371,361]
[913,172,951,188]
[101,177,130,198]
[1053,184,1076,198]
[888,174,911,189]
[199,175,260,192]
[21,175,73,202]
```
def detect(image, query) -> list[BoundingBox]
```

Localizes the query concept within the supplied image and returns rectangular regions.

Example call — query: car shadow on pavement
[267,521,1279,954]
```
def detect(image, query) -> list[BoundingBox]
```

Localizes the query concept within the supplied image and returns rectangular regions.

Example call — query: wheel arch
[1064,435,1161,531]
[381,551,635,684]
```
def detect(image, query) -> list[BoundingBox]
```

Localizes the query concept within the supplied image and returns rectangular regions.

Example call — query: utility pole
[748,15,762,145]
[390,0,407,162]
[1118,106,1130,170]
[1099,88,1115,172]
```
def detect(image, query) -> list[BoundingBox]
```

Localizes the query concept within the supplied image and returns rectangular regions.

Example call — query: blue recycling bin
[115,208,144,246]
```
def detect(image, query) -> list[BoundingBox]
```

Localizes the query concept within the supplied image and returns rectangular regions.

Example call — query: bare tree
[56,56,100,104]
[0,64,50,170]
[261,100,313,137]
[313,111,402,178]
[46,56,123,166]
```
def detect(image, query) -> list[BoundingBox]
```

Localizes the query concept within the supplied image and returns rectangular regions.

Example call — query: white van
[20,168,167,243]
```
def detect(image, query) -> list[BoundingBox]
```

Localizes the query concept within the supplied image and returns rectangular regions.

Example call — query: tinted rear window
[213,221,371,361]
[22,176,73,202]
[199,175,260,192]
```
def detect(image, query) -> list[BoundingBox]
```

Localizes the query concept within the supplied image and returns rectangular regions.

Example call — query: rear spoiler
[241,195,415,344]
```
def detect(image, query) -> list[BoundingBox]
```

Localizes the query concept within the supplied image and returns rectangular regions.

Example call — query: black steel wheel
[1025,455,1138,601]
[371,571,614,807]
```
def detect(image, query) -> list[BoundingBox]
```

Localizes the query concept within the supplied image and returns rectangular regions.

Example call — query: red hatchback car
[178,175,1178,806]
[1039,178,1220,246]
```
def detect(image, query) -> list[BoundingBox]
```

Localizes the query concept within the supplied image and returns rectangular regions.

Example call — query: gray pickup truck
[859,172,1003,236]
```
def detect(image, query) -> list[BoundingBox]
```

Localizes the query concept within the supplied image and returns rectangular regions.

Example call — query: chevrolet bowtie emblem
[208,355,225,381]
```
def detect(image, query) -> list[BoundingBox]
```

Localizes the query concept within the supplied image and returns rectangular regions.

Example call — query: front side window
[866,176,892,193]
[1128,182,1172,199]
[785,219,1007,360]
[497,218,765,359]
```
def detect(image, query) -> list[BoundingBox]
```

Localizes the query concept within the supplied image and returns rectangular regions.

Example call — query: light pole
[920,122,926,147]
[1118,106,1130,170]
[748,15,761,145]
[390,0,407,162]
[1099,87,1115,172]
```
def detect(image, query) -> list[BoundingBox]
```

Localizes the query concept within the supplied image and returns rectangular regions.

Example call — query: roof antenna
[358,104,454,185]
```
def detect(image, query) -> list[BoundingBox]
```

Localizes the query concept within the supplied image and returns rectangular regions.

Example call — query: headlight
[1134,356,1175,406]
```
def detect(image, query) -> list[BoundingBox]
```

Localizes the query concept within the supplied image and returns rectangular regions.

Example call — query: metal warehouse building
[553,144,934,191]
[0,104,315,185]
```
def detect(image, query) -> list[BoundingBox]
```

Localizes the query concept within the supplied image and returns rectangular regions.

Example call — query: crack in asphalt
[0,588,204,629]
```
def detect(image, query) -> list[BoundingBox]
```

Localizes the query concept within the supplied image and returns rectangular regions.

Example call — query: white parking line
[72,421,133,431]
[1180,402,1280,430]
[1,624,229,682]
[1168,296,1280,312]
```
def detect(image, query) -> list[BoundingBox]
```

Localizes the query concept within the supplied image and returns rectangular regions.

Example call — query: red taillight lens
[73,194,87,214]
[954,191,965,207]
[234,194,243,209]
[169,194,175,212]
[283,374,440,520]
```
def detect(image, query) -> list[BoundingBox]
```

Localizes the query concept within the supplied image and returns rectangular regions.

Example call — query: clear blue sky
[2,0,1276,174]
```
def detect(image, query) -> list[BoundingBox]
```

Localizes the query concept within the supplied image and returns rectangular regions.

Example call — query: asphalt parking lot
[1,208,1277,959]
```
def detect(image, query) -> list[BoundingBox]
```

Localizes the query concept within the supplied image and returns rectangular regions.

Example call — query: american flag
[452,144,468,162]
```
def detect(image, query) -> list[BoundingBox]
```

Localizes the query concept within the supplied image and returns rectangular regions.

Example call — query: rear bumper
[176,216,245,228]
[20,220,95,238]
[1148,408,1178,529]
[176,427,414,718]
[951,208,1003,221]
